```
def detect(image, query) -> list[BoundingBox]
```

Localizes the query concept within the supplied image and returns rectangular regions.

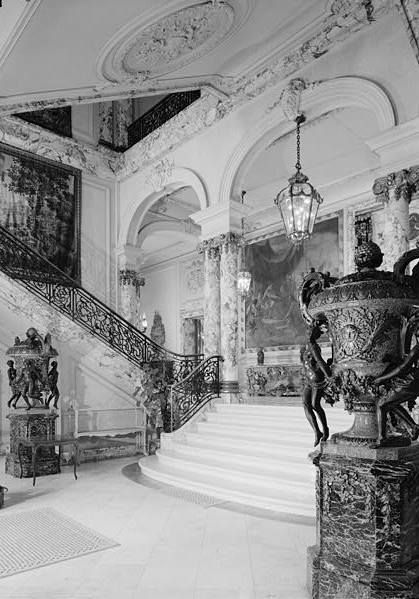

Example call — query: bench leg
[73,444,78,480]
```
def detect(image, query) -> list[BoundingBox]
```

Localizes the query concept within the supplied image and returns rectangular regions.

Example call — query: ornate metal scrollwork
[0,224,204,384]
[165,355,223,432]
[127,90,201,147]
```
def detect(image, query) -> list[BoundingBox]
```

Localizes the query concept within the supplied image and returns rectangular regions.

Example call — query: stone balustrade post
[373,166,419,270]
[119,269,145,324]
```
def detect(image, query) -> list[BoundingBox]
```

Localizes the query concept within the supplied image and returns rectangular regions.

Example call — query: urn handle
[393,247,419,284]
[298,271,327,325]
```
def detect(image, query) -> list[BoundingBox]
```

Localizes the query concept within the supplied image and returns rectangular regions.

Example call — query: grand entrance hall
[1,2,419,598]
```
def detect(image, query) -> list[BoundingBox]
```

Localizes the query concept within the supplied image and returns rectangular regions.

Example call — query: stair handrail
[165,354,223,433]
[0,224,203,379]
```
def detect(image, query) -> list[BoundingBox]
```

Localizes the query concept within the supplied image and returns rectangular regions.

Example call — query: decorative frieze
[0,116,118,179]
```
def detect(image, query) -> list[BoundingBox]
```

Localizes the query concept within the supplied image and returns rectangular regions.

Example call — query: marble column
[198,238,221,356]
[98,101,114,146]
[113,99,133,150]
[119,269,144,325]
[219,233,240,395]
[372,166,419,270]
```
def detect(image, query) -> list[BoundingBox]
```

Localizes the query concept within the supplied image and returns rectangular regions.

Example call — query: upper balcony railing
[127,90,201,148]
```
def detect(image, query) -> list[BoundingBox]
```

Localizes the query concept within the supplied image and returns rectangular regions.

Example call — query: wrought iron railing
[0,224,203,382]
[127,90,201,147]
[165,355,223,433]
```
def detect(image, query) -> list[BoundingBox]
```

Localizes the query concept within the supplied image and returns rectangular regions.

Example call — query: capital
[373,166,419,204]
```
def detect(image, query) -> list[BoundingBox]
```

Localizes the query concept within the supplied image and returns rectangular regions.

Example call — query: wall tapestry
[0,142,81,280]
[245,216,340,349]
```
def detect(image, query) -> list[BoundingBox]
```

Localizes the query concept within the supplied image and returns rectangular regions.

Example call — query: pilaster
[373,166,419,270]
[198,237,221,356]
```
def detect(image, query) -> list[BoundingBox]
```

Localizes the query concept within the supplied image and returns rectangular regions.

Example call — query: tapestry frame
[240,210,343,353]
[0,142,82,282]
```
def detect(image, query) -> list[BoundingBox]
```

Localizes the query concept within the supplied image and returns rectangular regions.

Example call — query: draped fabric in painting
[245,217,339,348]
[0,143,81,280]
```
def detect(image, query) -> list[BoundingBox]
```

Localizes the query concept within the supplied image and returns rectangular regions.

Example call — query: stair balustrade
[166,355,223,432]
[0,225,223,421]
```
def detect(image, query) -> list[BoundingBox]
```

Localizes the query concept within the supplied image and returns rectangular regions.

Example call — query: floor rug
[0,507,119,578]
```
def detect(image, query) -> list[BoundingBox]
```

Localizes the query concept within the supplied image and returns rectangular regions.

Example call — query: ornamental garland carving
[103,2,235,81]
[145,158,175,191]
[326,306,401,363]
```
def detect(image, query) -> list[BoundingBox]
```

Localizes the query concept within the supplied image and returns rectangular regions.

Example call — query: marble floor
[0,456,314,599]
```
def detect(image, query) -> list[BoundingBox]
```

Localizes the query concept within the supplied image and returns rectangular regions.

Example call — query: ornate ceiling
[0,0,325,113]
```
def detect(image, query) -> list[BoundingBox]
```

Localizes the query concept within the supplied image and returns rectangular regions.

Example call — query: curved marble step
[140,455,315,518]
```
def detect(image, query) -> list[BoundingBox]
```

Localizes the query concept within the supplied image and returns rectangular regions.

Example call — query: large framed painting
[0,142,81,280]
[245,214,341,349]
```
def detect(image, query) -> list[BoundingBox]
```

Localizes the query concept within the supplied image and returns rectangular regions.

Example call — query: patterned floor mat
[0,507,118,578]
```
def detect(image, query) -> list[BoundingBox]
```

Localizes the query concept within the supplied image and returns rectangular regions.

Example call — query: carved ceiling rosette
[100,2,235,82]
[299,241,419,446]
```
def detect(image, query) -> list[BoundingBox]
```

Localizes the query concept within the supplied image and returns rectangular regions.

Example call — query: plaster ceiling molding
[145,157,175,192]
[395,0,419,65]
[0,116,118,179]
[220,76,396,207]
[98,1,249,83]
[229,0,394,104]
[0,0,42,71]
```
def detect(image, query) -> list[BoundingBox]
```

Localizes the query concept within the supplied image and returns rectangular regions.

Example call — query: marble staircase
[140,402,353,518]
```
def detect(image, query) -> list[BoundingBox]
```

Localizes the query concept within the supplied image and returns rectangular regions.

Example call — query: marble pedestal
[308,441,419,599]
[6,410,59,478]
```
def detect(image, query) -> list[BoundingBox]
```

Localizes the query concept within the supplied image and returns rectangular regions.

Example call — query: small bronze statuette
[257,347,264,365]
[6,328,59,410]
[300,318,333,447]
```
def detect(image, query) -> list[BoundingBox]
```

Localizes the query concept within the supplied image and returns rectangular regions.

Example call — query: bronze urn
[300,241,419,446]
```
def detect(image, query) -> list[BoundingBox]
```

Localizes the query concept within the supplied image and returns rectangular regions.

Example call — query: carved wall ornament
[278,78,307,121]
[373,165,419,204]
[119,269,145,291]
[219,232,241,252]
[145,158,175,191]
[197,237,221,259]
[101,2,235,81]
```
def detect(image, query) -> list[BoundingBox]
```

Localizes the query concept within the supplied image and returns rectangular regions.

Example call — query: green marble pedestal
[6,409,59,478]
[308,442,419,599]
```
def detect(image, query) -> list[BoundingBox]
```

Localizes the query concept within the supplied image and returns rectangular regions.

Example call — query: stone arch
[118,166,208,248]
[219,76,396,205]
[136,219,200,247]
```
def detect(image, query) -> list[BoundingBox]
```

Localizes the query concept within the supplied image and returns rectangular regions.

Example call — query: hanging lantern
[275,114,322,244]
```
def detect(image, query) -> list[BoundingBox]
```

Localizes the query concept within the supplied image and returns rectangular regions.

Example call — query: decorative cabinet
[246,365,302,397]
